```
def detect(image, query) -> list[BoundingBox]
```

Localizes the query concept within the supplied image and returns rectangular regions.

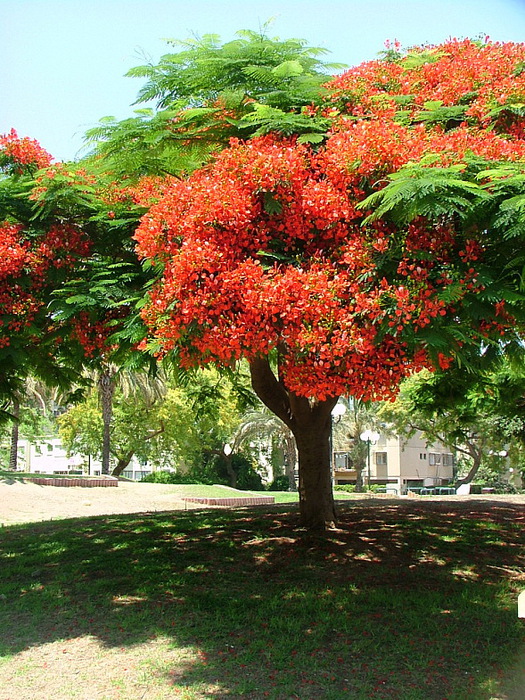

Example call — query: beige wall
[334,432,454,489]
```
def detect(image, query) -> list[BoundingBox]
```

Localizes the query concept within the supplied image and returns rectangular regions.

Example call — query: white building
[14,437,152,480]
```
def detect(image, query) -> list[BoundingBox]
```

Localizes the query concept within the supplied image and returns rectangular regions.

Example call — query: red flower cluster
[70,311,118,358]
[328,38,525,130]
[135,39,525,401]
[0,219,91,349]
[0,129,52,172]
[0,223,29,279]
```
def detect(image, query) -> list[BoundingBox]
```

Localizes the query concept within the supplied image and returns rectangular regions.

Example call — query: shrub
[481,478,520,494]
[141,471,201,485]
[334,484,355,493]
[268,474,291,491]
[235,457,264,490]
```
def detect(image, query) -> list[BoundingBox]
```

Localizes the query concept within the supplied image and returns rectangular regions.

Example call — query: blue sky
[2,0,525,161]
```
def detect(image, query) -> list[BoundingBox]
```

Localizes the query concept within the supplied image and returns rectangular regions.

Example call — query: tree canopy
[133,38,525,526]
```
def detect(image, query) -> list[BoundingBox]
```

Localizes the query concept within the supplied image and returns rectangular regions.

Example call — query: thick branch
[249,356,293,429]
[144,421,165,441]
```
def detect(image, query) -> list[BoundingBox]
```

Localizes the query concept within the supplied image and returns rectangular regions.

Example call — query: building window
[420,453,427,460]
[429,453,442,465]
[442,453,454,466]
[334,452,349,469]
[375,452,387,466]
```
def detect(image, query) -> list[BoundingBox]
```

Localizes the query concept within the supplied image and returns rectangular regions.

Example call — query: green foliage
[334,484,356,493]
[413,100,467,128]
[57,367,248,476]
[186,452,264,490]
[233,454,264,490]
[268,474,290,491]
[360,161,487,224]
[128,27,339,109]
[140,470,201,484]
[380,360,525,485]
[85,26,342,177]
[401,48,450,70]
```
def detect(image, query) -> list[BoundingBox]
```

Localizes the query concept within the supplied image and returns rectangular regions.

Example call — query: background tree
[379,363,525,487]
[1,376,63,470]
[332,399,384,492]
[0,131,92,426]
[24,147,170,473]
[58,367,246,478]
[230,407,298,489]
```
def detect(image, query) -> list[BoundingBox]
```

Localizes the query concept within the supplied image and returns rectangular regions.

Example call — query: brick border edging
[181,496,275,506]
[24,477,118,488]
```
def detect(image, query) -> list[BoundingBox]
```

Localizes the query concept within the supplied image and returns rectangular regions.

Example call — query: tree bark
[455,442,483,487]
[112,451,134,478]
[294,416,337,529]
[354,463,365,492]
[98,367,116,475]
[225,454,237,489]
[250,356,338,529]
[284,433,298,491]
[9,397,20,471]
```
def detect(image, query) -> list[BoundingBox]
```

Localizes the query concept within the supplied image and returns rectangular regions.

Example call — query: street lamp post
[359,429,380,489]
[223,443,235,487]
[331,402,347,486]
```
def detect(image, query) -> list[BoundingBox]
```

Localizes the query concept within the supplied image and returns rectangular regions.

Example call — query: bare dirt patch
[0,480,203,526]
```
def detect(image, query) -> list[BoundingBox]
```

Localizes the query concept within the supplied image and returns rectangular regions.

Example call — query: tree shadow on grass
[0,499,524,699]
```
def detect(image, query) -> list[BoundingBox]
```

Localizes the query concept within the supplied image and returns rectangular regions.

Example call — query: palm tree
[92,364,167,475]
[231,408,298,490]
[332,399,384,492]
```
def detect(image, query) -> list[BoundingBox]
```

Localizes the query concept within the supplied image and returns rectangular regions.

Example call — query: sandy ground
[0,479,205,526]
[1,478,525,527]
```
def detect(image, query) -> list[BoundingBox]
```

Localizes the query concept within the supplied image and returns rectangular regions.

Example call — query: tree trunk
[112,451,134,478]
[284,433,298,491]
[98,367,116,475]
[249,356,338,529]
[455,446,483,487]
[9,397,20,471]
[225,455,237,489]
[355,463,365,492]
[294,417,337,529]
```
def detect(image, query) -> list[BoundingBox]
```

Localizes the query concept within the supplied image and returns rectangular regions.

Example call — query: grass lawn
[0,500,524,699]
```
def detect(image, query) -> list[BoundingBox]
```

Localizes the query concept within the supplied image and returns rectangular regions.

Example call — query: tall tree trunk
[225,453,237,489]
[9,397,20,471]
[294,416,336,528]
[355,463,365,492]
[250,356,338,529]
[98,367,116,475]
[284,433,298,491]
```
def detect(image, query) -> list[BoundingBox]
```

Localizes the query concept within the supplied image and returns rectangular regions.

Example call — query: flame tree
[0,130,94,418]
[134,39,525,528]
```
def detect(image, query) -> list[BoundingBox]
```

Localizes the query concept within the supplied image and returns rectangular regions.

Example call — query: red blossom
[134,39,524,401]
[0,128,53,172]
